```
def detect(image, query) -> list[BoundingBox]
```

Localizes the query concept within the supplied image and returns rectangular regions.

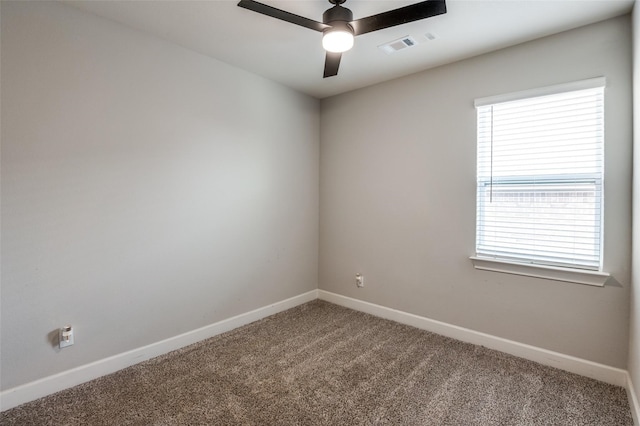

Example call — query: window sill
[469,256,610,287]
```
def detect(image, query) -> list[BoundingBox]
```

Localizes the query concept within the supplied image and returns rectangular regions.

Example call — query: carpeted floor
[0,300,634,425]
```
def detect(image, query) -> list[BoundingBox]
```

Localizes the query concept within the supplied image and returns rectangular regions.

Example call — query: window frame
[470,78,609,286]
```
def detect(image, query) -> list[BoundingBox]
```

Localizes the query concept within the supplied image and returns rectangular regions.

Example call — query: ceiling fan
[237,0,447,78]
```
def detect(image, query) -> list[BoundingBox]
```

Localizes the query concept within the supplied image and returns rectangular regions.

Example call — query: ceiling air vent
[378,36,417,54]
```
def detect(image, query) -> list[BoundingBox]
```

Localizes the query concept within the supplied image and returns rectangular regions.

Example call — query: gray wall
[1,1,319,390]
[320,16,632,368]
[630,1,640,408]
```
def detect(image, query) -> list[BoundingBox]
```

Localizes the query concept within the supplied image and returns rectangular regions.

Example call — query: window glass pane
[475,84,604,270]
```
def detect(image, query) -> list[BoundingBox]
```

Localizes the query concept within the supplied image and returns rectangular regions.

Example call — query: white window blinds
[475,79,605,271]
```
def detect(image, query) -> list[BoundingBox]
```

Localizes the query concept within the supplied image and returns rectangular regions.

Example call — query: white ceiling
[65,0,635,99]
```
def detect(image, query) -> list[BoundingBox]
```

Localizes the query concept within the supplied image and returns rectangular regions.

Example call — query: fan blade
[350,0,446,36]
[323,52,342,78]
[238,0,329,32]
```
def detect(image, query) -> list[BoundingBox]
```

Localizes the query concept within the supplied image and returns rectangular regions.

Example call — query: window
[472,78,609,285]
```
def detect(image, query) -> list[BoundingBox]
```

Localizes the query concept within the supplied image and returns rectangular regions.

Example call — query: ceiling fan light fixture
[322,26,354,53]
[238,0,447,77]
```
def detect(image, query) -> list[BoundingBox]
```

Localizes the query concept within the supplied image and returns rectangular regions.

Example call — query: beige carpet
[1,300,633,425]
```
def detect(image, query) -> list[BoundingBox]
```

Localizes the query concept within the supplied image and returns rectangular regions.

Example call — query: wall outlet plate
[59,326,74,348]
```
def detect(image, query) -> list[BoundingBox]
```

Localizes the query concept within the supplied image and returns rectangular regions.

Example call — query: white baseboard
[627,373,640,426]
[0,290,318,412]
[2,289,633,419]
[318,290,628,387]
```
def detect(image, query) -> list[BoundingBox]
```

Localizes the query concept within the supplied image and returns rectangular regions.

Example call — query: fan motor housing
[323,5,353,24]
